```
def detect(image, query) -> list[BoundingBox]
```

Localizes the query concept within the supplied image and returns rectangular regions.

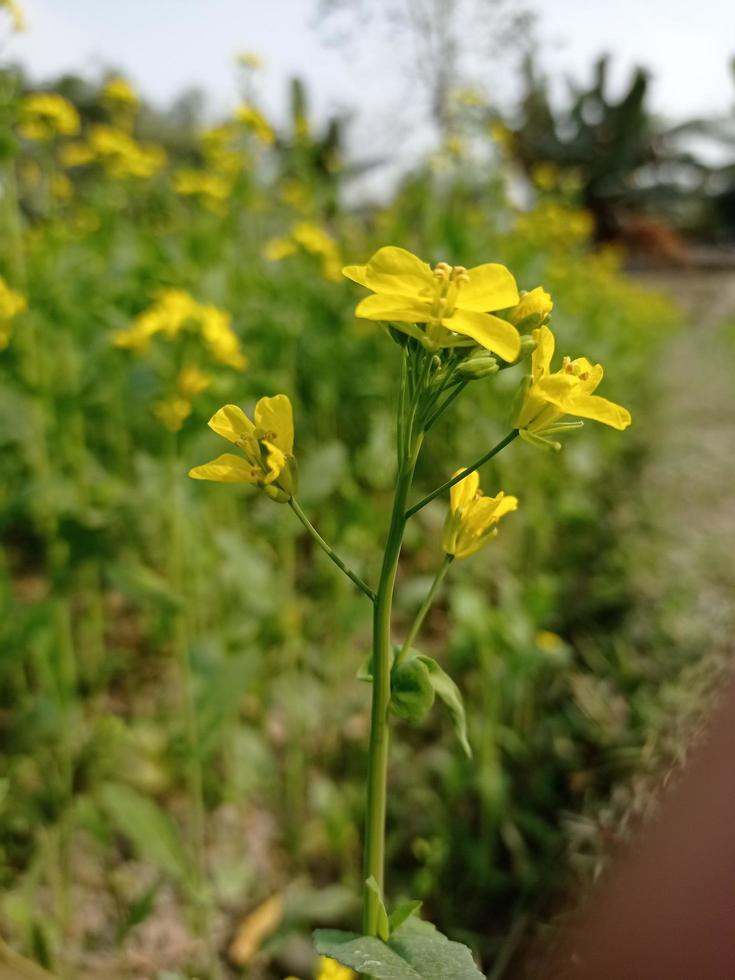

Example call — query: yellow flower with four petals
[442,469,518,560]
[343,246,521,362]
[188,395,296,502]
[514,324,631,450]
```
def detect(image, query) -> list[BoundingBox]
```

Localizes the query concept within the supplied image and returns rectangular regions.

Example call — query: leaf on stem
[314,917,484,979]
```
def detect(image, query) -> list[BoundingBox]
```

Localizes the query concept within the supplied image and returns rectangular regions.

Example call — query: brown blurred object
[616,212,690,267]
[544,673,735,979]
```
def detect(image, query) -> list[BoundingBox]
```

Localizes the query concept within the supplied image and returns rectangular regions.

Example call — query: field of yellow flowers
[2,58,731,980]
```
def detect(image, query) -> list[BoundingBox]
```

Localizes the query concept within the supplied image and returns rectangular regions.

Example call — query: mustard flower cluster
[19,92,79,142]
[265,223,343,282]
[114,289,247,370]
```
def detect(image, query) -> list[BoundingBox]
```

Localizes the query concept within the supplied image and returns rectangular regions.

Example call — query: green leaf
[417,656,472,757]
[388,900,422,934]
[388,918,484,979]
[365,876,390,941]
[314,930,422,979]
[98,782,192,887]
[390,656,435,723]
[314,918,484,979]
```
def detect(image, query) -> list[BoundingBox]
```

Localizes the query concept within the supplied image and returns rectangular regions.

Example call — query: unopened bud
[519,334,537,356]
[457,351,499,379]
[508,286,554,329]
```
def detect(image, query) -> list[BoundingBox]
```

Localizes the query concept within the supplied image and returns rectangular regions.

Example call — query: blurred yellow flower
[514,324,632,450]
[153,395,191,432]
[60,141,96,168]
[0,0,24,31]
[114,289,247,370]
[316,957,356,979]
[0,276,27,348]
[265,222,342,281]
[237,51,264,70]
[235,104,275,144]
[50,173,73,201]
[88,125,166,179]
[173,168,231,212]
[200,123,243,176]
[19,92,79,141]
[189,395,296,501]
[284,958,355,980]
[102,76,138,112]
[442,469,518,559]
[176,365,211,398]
[343,246,521,361]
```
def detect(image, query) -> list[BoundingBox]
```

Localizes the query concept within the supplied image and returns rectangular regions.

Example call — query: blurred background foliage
[1,3,735,978]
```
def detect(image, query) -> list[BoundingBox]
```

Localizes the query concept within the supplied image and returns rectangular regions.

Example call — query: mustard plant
[189,245,631,978]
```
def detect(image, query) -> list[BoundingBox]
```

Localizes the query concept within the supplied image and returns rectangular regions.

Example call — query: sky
[3,0,733,174]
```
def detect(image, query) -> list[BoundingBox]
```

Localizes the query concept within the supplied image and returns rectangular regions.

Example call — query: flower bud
[508,286,553,330]
[457,351,499,379]
[519,333,537,357]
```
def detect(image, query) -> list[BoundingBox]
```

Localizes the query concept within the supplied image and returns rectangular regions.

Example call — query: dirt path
[632,269,735,705]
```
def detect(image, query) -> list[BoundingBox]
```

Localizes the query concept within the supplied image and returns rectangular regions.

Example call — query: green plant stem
[288,497,376,602]
[405,429,519,519]
[395,554,453,667]
[363,463,412,936]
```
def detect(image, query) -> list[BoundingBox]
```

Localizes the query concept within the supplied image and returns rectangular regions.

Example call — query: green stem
[405,429,519,519]
[288,497,376,602]
[395,555,453,667]
[362,457,417,936]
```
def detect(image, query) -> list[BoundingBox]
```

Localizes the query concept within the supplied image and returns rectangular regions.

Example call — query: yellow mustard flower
[235,104,275,144]
[264,237,297,261]
[442,469,518,559]
[88,125,166,179]
[153,395,191,432]
[189,396,296,502]
[50,173,73,201]
[102,76,138,111]
[114,290,247,370]
[343,246,521,361]
[19,92,79,141]
[177,365,211,398]
[514,324,632,450]
[173,169,231,212]
[1,0,24,31]
[0,276,27,348]
[508,286,553,329]
[237,51,264,70]
[316,957,356,979]
[60,141,96,168]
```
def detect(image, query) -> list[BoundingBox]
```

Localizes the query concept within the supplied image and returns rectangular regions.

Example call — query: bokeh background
[1,1,735,978]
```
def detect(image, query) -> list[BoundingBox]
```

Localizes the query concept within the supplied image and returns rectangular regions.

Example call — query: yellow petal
[342,263,369,287]
[208,404,254,444]
[508,286,553,325]
[363,246,434,298]
[355,293,432,323]
[449,468,479,513]
[459,263,519,312]
[532,325,555,379]
[261,440,287,483]
[565,392,632,430]
[442,310,520,362]
[255,394,294,455]
[571,358,603,393]
[489,492,519,519]
[188,453,259,482]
